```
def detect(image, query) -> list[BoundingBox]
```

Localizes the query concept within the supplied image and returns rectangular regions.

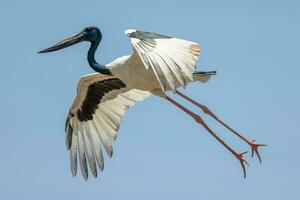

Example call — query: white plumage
[108,29,203,93]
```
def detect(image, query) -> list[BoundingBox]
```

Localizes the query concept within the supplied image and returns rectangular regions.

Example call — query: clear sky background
[0,0,299,199]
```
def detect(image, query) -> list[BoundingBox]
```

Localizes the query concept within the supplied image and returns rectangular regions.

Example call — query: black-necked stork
[39,26,266,180]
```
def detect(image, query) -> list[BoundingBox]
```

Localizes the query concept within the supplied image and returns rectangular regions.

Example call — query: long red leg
[165,95,249,178]
[176,90,267,163]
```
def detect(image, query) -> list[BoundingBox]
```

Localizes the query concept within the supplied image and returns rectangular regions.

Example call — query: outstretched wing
[65,73,151,180]
[125,29,201,92]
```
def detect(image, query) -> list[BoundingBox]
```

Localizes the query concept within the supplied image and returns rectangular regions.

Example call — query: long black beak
[38,32,86,53]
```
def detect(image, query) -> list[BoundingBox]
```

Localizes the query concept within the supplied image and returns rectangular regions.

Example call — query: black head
[82,26,102,42]
[38,26,102,53]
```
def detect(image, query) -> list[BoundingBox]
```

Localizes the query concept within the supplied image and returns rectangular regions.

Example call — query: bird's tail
[193,71,217,83]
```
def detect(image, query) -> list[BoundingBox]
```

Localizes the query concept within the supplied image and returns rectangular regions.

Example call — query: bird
[38,26,266,180]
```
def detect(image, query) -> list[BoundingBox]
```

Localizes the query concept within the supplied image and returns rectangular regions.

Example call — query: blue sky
[0,0,299,199]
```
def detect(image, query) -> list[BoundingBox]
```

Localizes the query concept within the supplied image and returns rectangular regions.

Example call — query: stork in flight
[39,26,266,179]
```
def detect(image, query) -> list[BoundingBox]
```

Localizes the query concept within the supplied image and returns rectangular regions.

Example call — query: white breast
[107,54,161,91]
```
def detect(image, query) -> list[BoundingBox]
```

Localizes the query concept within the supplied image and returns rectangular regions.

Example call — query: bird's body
[108,54,161,92]
[107,55,211,94]
[39,26,266,180]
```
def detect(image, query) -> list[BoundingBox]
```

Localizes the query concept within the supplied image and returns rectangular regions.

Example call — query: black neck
[87,40,111,75]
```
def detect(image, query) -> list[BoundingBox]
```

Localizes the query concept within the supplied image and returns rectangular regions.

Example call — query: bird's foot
[234,151,249,178]
[248,140,267,163]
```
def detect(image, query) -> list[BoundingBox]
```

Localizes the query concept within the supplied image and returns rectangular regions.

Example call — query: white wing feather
[126,29,201,92]
[66,74,151,179]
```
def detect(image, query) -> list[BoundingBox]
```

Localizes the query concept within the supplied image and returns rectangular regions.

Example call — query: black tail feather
[193,71,217,75]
